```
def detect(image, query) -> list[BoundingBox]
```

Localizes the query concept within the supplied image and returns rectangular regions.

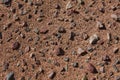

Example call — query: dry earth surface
[0,0,120,80]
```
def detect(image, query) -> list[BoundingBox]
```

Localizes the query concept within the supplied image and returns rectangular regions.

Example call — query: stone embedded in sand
[58,27,66,33]
[111,14,120,22]
[25,46,30,53]
[0,0,11,4]
[0,32,2,39]
[69,32,75,40]
[12,42,20,50]
[87,63,97,73]
[40,28,48,34]
[116,76,120,80]
[107,33,112,41]
[89,34,99,44]
[77,48,87,56]
[48,71,56,79]
[113,47,119,53]
[33,28,39,34]
[77,0,85,5]
[54,47,64,56]
[81,74,88,80]
[73,62,79,67]
[99,66,105,73]
[102,55,111,62]
[96,21,105,29]
[66,1,72,10]
[6,72,15,80]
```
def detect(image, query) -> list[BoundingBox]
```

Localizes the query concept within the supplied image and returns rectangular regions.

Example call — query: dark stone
[102,55,111,62]
[1,0,12,6]
[48,71,56,79]
[0,32,2,39]
[3,62,9,71]
[6,72,15,80]
[12,42,20,50]
[54,47,64,56]
[116,76,120,80]
[73,62,78,67]
[69,32,75,40]
[87,63,98,74]
[58,27,66,33]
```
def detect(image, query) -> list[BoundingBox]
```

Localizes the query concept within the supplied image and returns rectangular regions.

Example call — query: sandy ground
[0,0,120,80]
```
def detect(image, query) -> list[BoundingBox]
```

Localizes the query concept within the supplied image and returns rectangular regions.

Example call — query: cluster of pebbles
[0,0,120,80]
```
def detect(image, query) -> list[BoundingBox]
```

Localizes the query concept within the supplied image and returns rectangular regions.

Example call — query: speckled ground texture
[0,0,120,80]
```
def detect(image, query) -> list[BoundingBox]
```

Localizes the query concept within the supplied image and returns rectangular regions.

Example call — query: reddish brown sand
[0,0,120,80]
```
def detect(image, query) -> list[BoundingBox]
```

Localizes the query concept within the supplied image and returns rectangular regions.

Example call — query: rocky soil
[0,0,120,80]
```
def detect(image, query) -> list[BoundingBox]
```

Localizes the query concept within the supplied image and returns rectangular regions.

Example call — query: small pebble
[113,47,119,53]
[0,32,2,39]
[73,62,78,67]
[48,71,56,79]
[102,55,111,62]
[89,34,99,44]
[12,42,20,50]
[66,1,72,10]
[115,76,120,80]
[87,63,98,73]
[54,47,64,56]
[58,27,66,33]
[6,72,15,80]
[69,32,75,40]
[99,67,105,73]
[25,46,30,53]
[64,57,69,62]
[33,28,39,34]
[111,14,120,22]
[77,48,87,56]
[40,28,48,34]
[96,21,105,29]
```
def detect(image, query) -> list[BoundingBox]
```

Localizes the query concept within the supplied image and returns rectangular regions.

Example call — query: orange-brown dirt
[0,0,120,80]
